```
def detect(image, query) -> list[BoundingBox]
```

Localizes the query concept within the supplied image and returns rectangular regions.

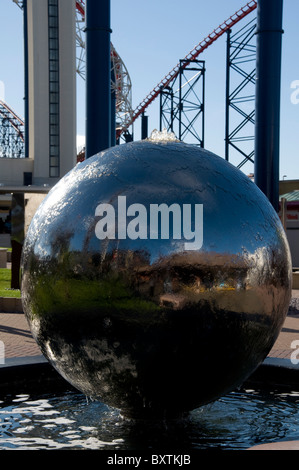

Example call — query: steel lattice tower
[159,60,205,146]
[225,18,257,169]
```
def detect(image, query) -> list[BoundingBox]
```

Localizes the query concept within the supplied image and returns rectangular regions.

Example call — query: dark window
[48,0,60,178]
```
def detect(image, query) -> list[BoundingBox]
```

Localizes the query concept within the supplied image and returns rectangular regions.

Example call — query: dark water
[0,388,299,450]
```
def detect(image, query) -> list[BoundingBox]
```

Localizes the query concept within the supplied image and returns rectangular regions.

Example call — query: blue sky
[1,0,299,180]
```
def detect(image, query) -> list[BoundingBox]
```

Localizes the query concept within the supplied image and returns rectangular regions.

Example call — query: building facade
[26,0,77,185]
[0,0,77,266]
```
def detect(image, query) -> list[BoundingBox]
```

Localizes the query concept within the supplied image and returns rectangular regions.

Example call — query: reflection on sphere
[21,140,292,418]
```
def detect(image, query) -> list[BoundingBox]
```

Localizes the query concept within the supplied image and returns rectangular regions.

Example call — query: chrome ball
[21,139,292,418]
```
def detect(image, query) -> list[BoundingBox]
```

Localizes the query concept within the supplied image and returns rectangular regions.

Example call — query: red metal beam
[76,1,85,17]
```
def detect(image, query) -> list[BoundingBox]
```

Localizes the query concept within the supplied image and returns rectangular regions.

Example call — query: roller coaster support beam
[141,113,148,140]
[85,0,111,158]
[128,1,257,135]
[225,19,256,168]
[225,28,231,162]
[254,0,284,212]
[111,65,116,147]
[23,0,29,158]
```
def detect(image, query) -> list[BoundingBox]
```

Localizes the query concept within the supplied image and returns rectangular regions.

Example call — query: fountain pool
[1,376,299,450]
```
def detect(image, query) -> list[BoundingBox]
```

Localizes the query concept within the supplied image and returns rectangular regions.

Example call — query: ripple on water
[0,389,299,450]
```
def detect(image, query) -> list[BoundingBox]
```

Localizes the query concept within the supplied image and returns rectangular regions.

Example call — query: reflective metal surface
[21,140,292,418]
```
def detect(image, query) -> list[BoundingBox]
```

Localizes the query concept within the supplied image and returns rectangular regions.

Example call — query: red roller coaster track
[76,1,85,17]
[127,0,257,134]
[76,0,257,137]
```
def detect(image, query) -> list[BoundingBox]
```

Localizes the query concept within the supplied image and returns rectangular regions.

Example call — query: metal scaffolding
[0,100,25,159]
[160,59,205,147]
[225,17,256,169]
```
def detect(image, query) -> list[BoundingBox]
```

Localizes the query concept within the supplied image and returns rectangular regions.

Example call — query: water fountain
[20,135,292,420]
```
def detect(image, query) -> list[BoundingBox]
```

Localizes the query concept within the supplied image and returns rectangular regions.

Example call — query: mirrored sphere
[21,140,292,418]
